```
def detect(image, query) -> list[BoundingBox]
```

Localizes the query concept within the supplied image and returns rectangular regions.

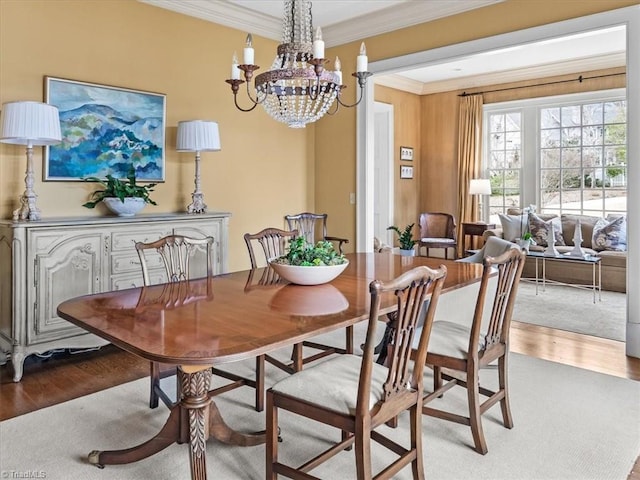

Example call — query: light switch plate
[400,146,414,161]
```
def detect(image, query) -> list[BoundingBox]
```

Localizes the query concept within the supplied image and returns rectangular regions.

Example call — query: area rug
[513,282,626,341]
[1,349,638,480]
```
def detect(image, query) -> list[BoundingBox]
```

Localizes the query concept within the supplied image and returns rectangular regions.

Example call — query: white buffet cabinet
[0,212,230,381]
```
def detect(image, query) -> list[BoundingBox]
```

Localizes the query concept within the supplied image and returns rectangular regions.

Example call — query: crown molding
[138,0,281,40]
[373,53,625,95]
[324,0,502,47]
[374,75,424,95]
[416,52,626,94]
[139,0,502,46]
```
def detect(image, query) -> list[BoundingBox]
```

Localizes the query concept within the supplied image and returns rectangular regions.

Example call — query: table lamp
[176,120,221,214]
[0,101,62,221]
[469,178,491,223]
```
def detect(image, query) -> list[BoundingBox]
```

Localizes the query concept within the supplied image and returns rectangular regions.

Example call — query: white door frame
[356,5,640,356]
[373,102,394,246]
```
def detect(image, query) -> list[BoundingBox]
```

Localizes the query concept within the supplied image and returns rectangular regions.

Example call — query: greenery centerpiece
[387,223,417,254]
[272,237,347,266]
[82,166,157,216]
[270,237,348,285]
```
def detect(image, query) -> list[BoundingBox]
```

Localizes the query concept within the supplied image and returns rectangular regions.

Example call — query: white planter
[268,261,349,286]
[399,248,416,257]
[516,238,531,253]
[103,197,146,217]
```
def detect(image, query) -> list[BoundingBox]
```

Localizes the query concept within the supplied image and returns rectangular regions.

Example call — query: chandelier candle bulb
[334,57,342,84]
[231,53,240,80]
[243,33,254,65]
[357,42,368,72]
[313,27,325,59]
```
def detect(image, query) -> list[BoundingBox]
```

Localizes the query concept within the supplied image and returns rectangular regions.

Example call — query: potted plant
[516,232,534,252]
[82,166,157,217]
[270,237,348,285]
[387,223,417,256]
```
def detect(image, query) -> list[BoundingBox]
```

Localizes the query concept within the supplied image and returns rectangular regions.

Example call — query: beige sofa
[483,212,627,293]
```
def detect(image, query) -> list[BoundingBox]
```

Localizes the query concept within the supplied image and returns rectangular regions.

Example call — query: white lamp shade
[176,120,221,152]
[0,101,62,146]
[469,178,492,195]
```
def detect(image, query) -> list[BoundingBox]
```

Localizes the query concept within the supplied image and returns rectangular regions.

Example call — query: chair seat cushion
[414,321,478,360]
[421,238,456,244]
[269,354,389,415]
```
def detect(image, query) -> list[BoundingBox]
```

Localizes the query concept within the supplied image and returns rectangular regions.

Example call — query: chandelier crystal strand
[225,0,370,128]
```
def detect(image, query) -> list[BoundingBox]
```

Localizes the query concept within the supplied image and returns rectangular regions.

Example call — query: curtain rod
[458,72,626,97]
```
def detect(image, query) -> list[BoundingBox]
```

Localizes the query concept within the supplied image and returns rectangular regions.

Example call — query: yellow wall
[0,0,313,272]
[1,0,637,270]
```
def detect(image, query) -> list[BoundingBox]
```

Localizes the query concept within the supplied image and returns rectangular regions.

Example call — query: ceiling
[139,0,626,94]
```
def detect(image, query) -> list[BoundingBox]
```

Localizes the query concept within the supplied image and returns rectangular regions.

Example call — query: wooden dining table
[56,252,484,480]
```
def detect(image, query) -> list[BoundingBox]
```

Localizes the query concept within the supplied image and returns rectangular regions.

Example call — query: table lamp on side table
[176,120,221,214]
[469,178,492,223]
[0,101,62,221]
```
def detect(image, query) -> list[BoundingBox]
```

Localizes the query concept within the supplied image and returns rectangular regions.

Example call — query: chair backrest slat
[244,228,298,268]
[135,235,214,286]
[469,248,526,352]
[285,212,327,245]
[358,265,447,416]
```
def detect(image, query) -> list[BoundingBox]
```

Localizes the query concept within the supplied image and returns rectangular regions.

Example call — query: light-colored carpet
[1,334,638,480]
[513,281,626,341]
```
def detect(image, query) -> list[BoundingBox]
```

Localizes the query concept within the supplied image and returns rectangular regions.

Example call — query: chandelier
[225,0,372,128]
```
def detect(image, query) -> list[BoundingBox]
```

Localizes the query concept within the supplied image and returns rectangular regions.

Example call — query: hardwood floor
[1,321,639,478]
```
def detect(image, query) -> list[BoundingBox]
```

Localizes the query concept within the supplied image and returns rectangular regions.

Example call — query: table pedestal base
[87,366,265,480]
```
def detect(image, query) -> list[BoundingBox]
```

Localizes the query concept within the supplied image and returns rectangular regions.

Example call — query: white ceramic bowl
[103,197,146,217]
[269,260,349,286]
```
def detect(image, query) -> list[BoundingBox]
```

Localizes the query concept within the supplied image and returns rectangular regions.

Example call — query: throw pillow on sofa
[560,214,604,249]
[529,213,565,247]
[592,215,627,252]
[498,213,528,242]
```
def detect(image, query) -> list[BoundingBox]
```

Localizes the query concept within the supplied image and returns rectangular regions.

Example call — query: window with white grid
[483,89,626,223]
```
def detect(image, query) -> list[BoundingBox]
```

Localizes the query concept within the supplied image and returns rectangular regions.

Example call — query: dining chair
[266,264,448,480]
[244,227,353,410]
[135,235,214,409]
[135,235,264,411]
[284,212,349,254]
[244,227,298,268]
[232,227,298,412]
[417,212,458,259]
[416,247,526,454]
[283,214,354,365]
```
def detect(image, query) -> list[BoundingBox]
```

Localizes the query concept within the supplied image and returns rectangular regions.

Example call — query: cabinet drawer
[110,228,171,251]
[111,270,167,290]
[111,251,164,274]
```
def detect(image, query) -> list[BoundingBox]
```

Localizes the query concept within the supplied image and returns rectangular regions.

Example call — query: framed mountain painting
[44,76,166,181]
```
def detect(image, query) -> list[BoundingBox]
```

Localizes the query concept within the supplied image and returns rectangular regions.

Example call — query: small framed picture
[400,165,413,179]
[400,146,414,161]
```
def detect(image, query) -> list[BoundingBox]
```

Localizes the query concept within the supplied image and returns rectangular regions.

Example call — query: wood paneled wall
[374,85,422,239]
